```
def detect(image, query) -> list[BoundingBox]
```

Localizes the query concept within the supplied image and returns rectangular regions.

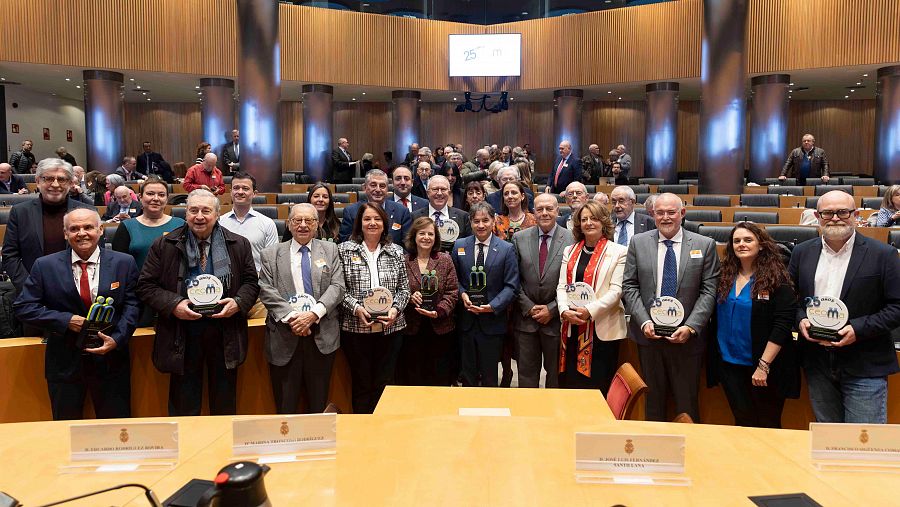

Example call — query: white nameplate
[70,422,179,462]
[811,423,900,463]
[233,414,336,456]
[575,433,686,474]
[458,407,511,417]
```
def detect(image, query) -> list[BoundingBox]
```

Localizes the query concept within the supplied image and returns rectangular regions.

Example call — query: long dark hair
[350,202,391,246]
[499,181,530,216]
[307,183,340,240]
[718,222,793,303]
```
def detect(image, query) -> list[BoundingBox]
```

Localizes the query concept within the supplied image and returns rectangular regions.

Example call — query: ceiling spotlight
[607,91,612,94]
[863,73,869,77]
[845,95,849,99]
[362,92,366,95]
[75,85,81,89]
[352,98,356,101]
[0,77,5,81]
[510,97,514,101]
[789,82,794,86]
[195,85,200,89]
[147,98,151,101]
[618,97,622,100]
[521,11,528,15]
[856,82,861,86]
[65,78,70,81]
[136,85,141,89]
[196,92,202,95]
[453,97,457,101]
[130,78,135,81]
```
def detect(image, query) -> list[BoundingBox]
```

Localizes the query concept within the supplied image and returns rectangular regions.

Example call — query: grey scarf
[185,225,232,291]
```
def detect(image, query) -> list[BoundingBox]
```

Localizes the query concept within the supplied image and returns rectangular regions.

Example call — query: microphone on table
[0,483,162,507]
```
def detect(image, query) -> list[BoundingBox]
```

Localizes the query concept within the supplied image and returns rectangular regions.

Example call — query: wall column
[874,65,900,184]
[553,89,583,165]
[0,85,6,163]
[302,84,334,183]
[392,90,421,167]
[749,74,790,183]
[698,0,748,194]
[200,78,236,167]
[645,82,679,183]
[82,70,124,174]
[236,0,280,192]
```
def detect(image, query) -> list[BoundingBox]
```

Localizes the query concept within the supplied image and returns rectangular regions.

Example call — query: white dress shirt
[71,247,101,302]
[474,235,492,265]
[219,207,279,271]
[362,243,383,286]
[614,211,636,245]
[284,240,327,321]
[428,205,450,224]
[655,228,684,298]
[537,224,557,252]
[814,231,856,298]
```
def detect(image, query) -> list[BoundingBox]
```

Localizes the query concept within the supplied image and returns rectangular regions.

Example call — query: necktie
[661,240,677,297]
[199,240,209,271]
[433,210,443,225]
[617,220,629,246]
[300,245,313,295]
[77,261,92,309]
[234,143,239,158]
[553,157,566,187]
[539,234,549,276]
[476,243,485,268]
[401,197,409,210]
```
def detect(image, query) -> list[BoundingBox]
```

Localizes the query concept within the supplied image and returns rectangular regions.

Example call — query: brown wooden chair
[672,412,694,424]
[605,362,648,420]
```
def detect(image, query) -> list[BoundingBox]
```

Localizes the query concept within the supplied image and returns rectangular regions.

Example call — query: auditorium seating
[252,195,267,204]
[862,197,883,209]
[806,177,827,186]
[335,184,361,193]
[682,220,701,233]
[692,195,731,207]
[635,193,651,203]
[274,219,286,238]
[805,197,820,209]
[657,184,689,194]
[733,211,779,224]
[0,194,37,206]
[843,177,876,186]
[684,209,722,222]
[0,209,9,225]
[252,206,279,220]
[628,184,650,194]
[679,179,698,185]
[765,177,796,185]
[767,186,804,196]
[276,193,308,204]
[102,224,118,248]
[606,362,647,421]
[890,230,900,248]
[740,194,779,207]
[638,178,664,185]
[696,225,733,243]
[281,173,297,184]
[766,225,820,244]
[815,184,852,196]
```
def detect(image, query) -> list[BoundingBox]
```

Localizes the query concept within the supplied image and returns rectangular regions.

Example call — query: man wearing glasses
[788,190,900,423]
[610,186,655,247]
[556,181,589,229]
[2,158,95,295]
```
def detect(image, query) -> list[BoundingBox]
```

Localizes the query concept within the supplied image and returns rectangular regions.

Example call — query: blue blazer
[338,200,412,244]
[547,156,581,194]
[13,248,141,382]
[451,234,519,335]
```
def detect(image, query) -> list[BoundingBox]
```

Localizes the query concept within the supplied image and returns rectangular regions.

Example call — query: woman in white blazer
[556,200,628,393]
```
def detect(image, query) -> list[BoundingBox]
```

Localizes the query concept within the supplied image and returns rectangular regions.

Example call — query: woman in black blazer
[708,222,799,428]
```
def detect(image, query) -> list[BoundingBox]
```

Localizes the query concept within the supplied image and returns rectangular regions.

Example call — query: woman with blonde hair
[875,184,900,226]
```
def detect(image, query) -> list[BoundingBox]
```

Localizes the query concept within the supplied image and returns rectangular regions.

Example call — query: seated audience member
[610,159,627,186]
[258,204,346,414]
[13,208,140,420]
[486,165,535,213]
[557,181,589,229]
[494,181,536,241]
[444,162,465,209]
[114,156,146,182]
[416,146,441,175]
[297,182,341,242]
[789,190,900,424]
[103,174,137,205]
[69,165,93,203]
[101,185,143,222]
[412,161,432,199]
[0,162,29,194]
[2,158,96,294]
[172,162,188,181]
[461,149,490,183]
[137,189,259,416]
[183,153,225,195]
[483,161,506,195]
[799,208,818,226]
[136,141,168,179]
[391,165,428,214]
[339,169,411,244]
[400,217,459,386]
[451,201,519,387]
[55,147,77,167]
[85,171,107,206]
[195,141,212,165]
[643,194,658,217]
[593,192,609,205]
[218,171,279,272]
[875,184,900,227]
[412,175,471,251]
[709,223,799,428]
[557,201,627,394]
[464,181,486,211]
[338,203,410,413]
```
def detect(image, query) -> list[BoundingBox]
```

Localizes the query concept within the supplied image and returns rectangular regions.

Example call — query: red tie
[553,157,566,187]
[401,197,409,209]
[78,261,92,309]
[539,234,549,277]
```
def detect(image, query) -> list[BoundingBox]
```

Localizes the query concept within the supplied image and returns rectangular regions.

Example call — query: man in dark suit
[412,175,471,250]
[339,169,411,244]
[451,201,519,387]
[486,165,535,213]
[779,134,829,185]
[2,158,96,294]
[259,203,346,414]
[390,166,428,214]
[622,193,720,422]
[610,185,655,247]
[789,190,900,423]
[330,137,358,183]
[0,162,29,194]
[546,140,581,194]
[412,161,431,198]
[402,143,420,168]
[13,208,140,420]
[135,141,167,178]
[101,185,143,222]
[556,181,589,229]
[222,129,241,174]
[512,193,574,388]
[114,156,146,181]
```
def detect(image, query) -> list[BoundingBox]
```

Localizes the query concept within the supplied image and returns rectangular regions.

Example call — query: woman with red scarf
[556,200,628,393]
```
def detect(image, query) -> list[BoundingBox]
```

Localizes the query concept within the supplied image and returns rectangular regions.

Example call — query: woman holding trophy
[556,201,627,393]
[338,203,410,413]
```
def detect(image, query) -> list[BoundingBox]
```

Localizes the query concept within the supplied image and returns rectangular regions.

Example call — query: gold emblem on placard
[624,439,635,454]
[860,429,869,444]
[119,428,129,443]
[280,421,290,436]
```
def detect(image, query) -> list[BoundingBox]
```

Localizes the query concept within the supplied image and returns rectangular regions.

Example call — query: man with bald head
[547,140,582,194]
[402,142,420,168]
[623,193,719,422]
[331,137,359,183]
[412,175,471,250]
[14,208,140,420]
[183,152,225,195]
[789,190,900,423]
[581,144,604,184]
[557,181,589,229]
[780,134,829,185]
[0,162,28,194]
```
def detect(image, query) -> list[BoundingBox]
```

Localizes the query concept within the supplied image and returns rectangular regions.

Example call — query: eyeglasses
[610,198,633,205]
[290,217,318,225]
[817,209,855,220]
[40,175,70,184]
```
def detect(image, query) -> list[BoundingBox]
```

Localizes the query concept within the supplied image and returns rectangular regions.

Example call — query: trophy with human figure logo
[186,273,224,316]
[363,286,393,317]
[565,282,595,308]
[468,265,489,306]
[420,270,440,311]
[78,296,115,350]
[648,296,686,337]
[805,295,849,342]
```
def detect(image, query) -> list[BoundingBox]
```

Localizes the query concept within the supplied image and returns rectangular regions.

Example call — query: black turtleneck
[41,198,68,255]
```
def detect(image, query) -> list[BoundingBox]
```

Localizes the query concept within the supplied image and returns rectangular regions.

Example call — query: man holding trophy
[789,190,900,424]
[14,208,140,420]
[138,189,259,416]
[623,193,719,422]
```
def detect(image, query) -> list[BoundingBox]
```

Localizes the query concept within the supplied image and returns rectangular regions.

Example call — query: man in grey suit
[412,175,471,250]
[610,186,655,247]
[622,193,719,422]
[258,203,346,414]
[512,193,574,388]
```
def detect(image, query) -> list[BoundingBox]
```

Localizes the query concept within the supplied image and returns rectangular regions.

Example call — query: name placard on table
[810,423,900,471]
[575,433,690,486]
[233,414,336,463]
[65,422,179,472]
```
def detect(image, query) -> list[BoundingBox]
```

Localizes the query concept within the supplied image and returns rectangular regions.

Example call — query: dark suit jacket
[0,174,27,194]
[1,197,96,293]
[615,212,656,239]
[707,283,801,399]
[411,177,428,199]
[391,194,428,215]
[780,147,829,178]
[338,200,412,244]
[411,206,472,249]
[136,152,166,176]
[788,234,900,378]
[486,186,535,213]
[101,200,143,221]
[511,225,574,333]
[547,156,582,194]
[13,248,140,382]
[222,142,240,171]
[114,166,147,181]
[330,148,354,183]
[451,235,519,335]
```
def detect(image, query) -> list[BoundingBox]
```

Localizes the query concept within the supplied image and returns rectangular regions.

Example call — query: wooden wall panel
[280,101,303,172]
[123,103,201,168]
[787,100,875,175]
[677,100,701,173]
[333,102,392,169]
[582,101,647,177]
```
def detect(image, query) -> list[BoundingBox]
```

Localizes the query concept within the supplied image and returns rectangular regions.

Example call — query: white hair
[186,188,220,212]
[36,158,73,180]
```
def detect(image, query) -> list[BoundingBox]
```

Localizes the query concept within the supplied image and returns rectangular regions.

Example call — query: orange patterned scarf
[559,238,609,377]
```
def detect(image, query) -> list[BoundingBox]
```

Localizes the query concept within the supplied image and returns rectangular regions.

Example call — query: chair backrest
[0,209,9,225]
[634,193,651,204]
[657,184,689,194]
[281,173,297,184]
[628,184,650,194]
[253,206,279,220]
[352,177,366,184]
[634,207,649,216]
[274,219,286,239]
[331,193,351,203]
[862,197,883,209]
[251,195,268,204]
[20,173,36,184]
[335,184,361,193]
[890,230,900,248]
[171,207,186,219]
[733,211,779,224]
[692,195,732,207]
[684,209,722,223]
[878,185,891,197]
[816,185,852,196]
[697,225,734,243]
[805,197,819,209]
[335,207,344,219]
[558,205,571,217]
[682,220,701,233]
[584,184,596,193]
[842,177,875,186]
[739,194,779,207]
[678,178,699,185]
[638,178,664,185]
[276,193,308,204]
[766,186,804,196]
[765,177,796,186]
[805,177,825,186]
[0,193,38,206]
[223,175,233,185]
[766,225,820,245]
[102,224,118,248]
[605,362,648,420]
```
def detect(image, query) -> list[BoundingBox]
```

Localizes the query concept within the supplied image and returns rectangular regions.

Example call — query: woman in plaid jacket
[338,203,410,413]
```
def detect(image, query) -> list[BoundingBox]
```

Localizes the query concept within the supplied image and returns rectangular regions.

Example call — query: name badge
[689,249,702,259]
[391,222,402,230]
[351,255,362,264]
[457,247,466,256]
[757,291,769,301]
[811,423,900,465]
[314,258,326,268]
[110,281,120,290]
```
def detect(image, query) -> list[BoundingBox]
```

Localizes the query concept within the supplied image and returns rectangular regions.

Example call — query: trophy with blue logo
[648,296,686,337]
[186,273,224,316]
[805,295,849,342]
[420,270,440,311]
[78,296,115,350]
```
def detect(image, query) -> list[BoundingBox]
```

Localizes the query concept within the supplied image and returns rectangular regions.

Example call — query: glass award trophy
[565,282,595,309]
[468,265,489,306]
[186,274,224,316]
[78,296,115,350]
[648,296,686,337]
[420,270,440,311]
[805,296,849,342]
[363,287,393,317]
